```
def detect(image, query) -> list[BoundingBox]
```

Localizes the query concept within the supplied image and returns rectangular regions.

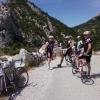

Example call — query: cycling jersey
[65,40,71,48]
[76,40,84,55]
[77,40,83,52]
[47,41,54,58]
[79,37,93,63]
[47,41,54,53]
[84,38,93,55]
[64,40,72,56]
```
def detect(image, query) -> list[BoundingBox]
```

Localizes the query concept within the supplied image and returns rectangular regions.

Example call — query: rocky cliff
[0,0,75,55]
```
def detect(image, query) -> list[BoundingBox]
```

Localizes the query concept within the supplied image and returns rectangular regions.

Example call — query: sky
[0,0,100,27]
[31,0,100,27]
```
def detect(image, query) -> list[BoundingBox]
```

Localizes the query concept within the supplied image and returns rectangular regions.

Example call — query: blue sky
[0,0,100,27]
[31,0,100,27]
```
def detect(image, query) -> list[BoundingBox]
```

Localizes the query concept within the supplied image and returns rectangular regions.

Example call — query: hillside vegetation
[74,14,100,51]
[0,0,76,55]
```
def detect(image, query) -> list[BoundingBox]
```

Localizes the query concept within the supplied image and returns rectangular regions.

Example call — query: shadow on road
[52,64,72,70]
[8,88,23,100]
[82,73,100,85]
[8,82,37,100]
[91,73,100,79]
[52,66,67,70]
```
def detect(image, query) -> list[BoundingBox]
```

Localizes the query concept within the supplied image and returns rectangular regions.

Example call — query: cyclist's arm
[43,42,49,53]
[44,42,48,48]
[67,46,71,50]
[86,43,92,54]
[80,40,83,45]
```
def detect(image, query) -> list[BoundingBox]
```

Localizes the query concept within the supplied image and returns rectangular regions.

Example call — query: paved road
[12,55,100,100]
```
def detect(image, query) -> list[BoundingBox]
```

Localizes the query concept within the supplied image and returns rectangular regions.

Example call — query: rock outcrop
[0,0,75,55]
[0,3,23,48]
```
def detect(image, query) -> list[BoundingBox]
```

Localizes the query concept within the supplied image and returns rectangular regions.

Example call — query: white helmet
[83,31,91,35]
[77,36,81,39]
[48,35,54,39]
[65,36,70,39]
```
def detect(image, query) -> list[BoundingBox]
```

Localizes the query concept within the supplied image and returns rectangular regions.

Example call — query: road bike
[72,55,94,84]
[65,53,76,69]
[0,60,29,94]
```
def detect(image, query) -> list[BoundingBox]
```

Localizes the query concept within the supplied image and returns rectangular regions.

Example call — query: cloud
[89,0,100,8]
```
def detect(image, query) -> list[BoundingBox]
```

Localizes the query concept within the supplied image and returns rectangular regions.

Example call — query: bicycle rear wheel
[81,71,88,84]
[81,65,88,84]
[14,67,29,88]
[65,55,71,65]
[72,67,79,75]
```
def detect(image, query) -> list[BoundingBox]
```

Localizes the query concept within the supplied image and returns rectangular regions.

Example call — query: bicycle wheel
[65,55,71,64]
[72,67,79,75]
[65,55,68,64]
[14,67,29,88]
[81,69,94,85]
[81,70,88,84]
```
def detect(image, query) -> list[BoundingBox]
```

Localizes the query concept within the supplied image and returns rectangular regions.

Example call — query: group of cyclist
[45,31,93,78]
[0,31,93,94]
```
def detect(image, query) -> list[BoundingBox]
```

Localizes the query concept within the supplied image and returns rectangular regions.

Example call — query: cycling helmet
[65,36,70,39]
[48,35,54,39]
[83,31,91,35]
[77,36,81,39]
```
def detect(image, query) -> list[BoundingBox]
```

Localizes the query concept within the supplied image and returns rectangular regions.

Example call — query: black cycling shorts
[86,55,92,63]
[79,55,92,63]
[64,48,72,57]
[47,52,53,59]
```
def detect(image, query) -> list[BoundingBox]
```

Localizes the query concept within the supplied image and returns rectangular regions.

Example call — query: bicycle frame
[78,58,87,77]
[0,68,8,92]
[0,59,29,94]
[65,54,76,68]
[3,67,14,92]
[0,62,15,93]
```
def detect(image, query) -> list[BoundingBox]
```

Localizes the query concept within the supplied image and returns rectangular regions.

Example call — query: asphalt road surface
[8,55,100,100]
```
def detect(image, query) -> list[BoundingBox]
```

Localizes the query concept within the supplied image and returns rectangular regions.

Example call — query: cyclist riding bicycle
[78,31,93,78]
[58,36,72,67]
[46,35,55,70]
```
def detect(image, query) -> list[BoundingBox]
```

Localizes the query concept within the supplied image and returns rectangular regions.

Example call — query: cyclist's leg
[58,50,67,67]
[86,56,92,76]
[58,54,64,67]
[78,55,85,73]
[47,52,53,69]
[78,59,83,73]
[75,56,79,69]
[75,53,82,69]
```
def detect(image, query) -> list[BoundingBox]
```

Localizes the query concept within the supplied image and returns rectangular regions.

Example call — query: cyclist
[78,31,93,78]
[76,35,84,54]
[58,36,72,67]
[46,35,55,70]
[75,36,84,69]
[72,42,77,54]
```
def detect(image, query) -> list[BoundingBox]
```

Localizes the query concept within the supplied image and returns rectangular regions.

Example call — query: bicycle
[72,55,94,84]
[65,53,76,69]
[0,60,29,94]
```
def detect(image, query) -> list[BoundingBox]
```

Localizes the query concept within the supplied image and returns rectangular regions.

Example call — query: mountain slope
[74,14,100,51]
[0,0,75,55]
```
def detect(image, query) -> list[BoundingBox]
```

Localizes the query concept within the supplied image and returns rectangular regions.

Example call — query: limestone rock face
[0,3,23,48]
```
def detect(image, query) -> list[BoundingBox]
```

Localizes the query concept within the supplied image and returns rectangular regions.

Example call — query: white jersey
[77,40,83,52]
